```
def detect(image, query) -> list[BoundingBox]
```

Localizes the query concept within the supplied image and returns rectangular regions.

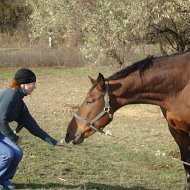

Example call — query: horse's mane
[108,55,155,80]
[107,50,190,80]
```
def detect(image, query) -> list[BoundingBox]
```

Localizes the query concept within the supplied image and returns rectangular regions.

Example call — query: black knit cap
[14,68,36,84]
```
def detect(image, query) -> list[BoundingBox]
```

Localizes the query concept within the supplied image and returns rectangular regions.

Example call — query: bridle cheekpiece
[73,80,113,134]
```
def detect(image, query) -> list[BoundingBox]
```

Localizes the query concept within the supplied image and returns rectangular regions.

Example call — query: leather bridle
[73,80,113,134]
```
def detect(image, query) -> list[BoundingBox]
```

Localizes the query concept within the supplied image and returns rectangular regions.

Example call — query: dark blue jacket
[0,88,57,146]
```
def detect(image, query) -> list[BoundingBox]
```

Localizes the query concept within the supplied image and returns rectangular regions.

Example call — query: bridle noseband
[74,80,113,134]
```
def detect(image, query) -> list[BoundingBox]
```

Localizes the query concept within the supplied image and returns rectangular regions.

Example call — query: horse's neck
[110,62,188,111]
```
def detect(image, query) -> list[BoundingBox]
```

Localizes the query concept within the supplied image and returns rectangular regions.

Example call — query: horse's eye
[87,99,95,104]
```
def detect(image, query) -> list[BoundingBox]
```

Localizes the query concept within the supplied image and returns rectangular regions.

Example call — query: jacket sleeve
[19,104,57,146]
[0,91,19,142]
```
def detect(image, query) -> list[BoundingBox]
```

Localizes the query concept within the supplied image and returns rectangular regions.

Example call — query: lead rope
[101,129,190,167]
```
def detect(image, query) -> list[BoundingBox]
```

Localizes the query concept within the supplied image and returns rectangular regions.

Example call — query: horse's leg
[160,107,190,189]
[168,124,190,189]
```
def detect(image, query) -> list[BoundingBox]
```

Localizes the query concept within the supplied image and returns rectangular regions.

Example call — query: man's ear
[96,73,105,91]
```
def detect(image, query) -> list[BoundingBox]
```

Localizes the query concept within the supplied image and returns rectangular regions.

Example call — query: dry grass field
[0,66,186,190]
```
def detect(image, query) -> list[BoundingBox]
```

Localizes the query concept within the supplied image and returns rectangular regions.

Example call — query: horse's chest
[165,92,190,132]
[166,109,190,132]
[166,89,190,120]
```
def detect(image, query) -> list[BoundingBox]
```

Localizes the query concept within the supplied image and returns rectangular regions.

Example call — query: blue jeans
[0,133,23,182]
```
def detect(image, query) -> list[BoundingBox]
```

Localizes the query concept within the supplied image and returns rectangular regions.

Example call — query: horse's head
[65,73,113,145]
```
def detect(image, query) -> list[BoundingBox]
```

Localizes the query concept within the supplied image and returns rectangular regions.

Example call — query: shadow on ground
[16,182,160,190]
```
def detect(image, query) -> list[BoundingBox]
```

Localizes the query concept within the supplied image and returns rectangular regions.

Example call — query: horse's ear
[88,76,97,85]
[97,73,105,91]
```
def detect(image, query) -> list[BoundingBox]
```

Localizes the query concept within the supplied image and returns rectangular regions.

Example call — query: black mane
[108,50,190,80]
[108,56,155,80]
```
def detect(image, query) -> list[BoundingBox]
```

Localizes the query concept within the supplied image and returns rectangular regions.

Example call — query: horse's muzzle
[65,132,84,145]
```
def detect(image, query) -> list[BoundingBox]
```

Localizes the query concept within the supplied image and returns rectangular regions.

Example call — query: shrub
[0,46,87,67]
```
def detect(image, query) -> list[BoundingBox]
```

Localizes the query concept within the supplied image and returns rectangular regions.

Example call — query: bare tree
[125,0,190,54]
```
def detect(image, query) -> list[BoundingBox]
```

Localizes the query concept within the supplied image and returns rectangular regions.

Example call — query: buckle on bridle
[86,122,91,126]
[104,107,110,112]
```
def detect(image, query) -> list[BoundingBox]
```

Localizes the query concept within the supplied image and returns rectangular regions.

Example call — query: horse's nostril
[65,133,70,143]
[65,138,69,143]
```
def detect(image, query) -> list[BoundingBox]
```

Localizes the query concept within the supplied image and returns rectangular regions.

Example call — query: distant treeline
[1,0,190,66]
[0,0,31,33]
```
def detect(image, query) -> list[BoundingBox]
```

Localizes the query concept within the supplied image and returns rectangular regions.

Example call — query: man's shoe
[0,184,6,190]
[1,181,15,190]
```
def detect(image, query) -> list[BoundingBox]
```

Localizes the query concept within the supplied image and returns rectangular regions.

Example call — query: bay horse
[65,50,190,189]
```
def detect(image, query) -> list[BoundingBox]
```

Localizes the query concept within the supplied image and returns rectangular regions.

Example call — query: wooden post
[49,36,52,48]
[48,29,53,48]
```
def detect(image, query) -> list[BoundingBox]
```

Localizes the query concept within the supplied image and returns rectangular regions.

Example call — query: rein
[74,80,113,134]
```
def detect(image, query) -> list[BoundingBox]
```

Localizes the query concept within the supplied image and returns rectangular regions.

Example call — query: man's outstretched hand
[56,140,72,149]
